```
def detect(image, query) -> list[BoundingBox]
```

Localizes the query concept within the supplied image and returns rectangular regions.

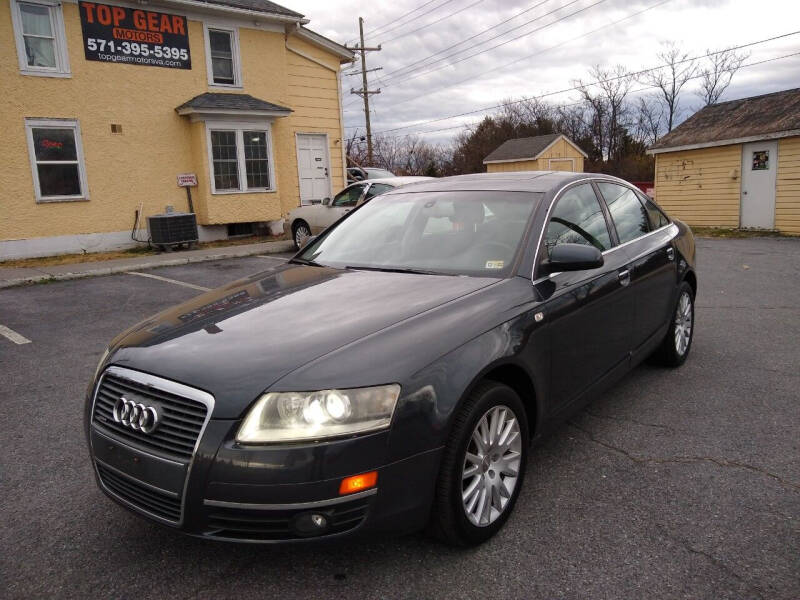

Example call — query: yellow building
[483,134,586,173]
[1,0,353,258]
[648,88,800,235]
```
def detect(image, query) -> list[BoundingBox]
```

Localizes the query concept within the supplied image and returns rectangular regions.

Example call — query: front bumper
[87,368,441,543]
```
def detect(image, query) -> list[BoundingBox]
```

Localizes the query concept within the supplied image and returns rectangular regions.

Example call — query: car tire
[429,381,529,547]
[292,221,312,250]
[651,281,695,367]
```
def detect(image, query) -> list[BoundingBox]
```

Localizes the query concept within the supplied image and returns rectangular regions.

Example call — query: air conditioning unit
[148,212,198,247]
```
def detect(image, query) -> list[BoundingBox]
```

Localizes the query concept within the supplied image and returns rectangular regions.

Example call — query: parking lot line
[254,255,289,261]
[127,272,210,292]
[0,324,31,345]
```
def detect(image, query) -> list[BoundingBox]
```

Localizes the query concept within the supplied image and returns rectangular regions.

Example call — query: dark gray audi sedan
[86,172,697,546]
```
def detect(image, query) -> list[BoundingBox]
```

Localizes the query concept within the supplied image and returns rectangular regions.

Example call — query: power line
[380,0,610,87]
[345,0,444,44]
[398,50,800,138]
[366,33,800,135]
[342,0,571,111]
[379,0,557,81]
[370,0,461,42]
[379,0,673,110]
[379,0,486,44]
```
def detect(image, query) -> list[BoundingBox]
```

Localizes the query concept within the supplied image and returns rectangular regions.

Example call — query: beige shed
[483,133,587,173]
[648,88,800,235]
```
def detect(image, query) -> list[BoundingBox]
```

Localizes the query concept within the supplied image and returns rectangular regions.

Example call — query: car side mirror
[300,235,317,249]
[540,243,603,275]
[321,197,331,206]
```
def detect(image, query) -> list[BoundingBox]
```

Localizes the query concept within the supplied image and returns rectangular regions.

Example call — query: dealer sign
[78,2,191,69]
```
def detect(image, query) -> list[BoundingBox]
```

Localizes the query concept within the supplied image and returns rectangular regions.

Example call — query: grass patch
[1,234,286,269]
[692,227,786,239]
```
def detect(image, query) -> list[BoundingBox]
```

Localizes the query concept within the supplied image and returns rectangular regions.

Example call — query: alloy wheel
[461,405,522,527]
[294,224,311,248]
[674,291,693,356]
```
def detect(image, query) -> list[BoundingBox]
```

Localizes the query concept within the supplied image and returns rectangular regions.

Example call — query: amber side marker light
[339,471,378,495]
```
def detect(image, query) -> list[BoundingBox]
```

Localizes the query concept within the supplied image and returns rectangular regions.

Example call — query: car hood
[106,264,498,418]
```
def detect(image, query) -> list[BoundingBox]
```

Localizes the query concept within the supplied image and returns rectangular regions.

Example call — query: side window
[11,0,71,76]
[544,184,611,253]
[636,190,670,229]
[25,119,89,201]
[597,182,650,244]
[364,183,393,200]
[333,184,364,207]
[205,26,241,87]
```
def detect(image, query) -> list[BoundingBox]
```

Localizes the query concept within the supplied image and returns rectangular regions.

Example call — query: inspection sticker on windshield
[485,260,504,269]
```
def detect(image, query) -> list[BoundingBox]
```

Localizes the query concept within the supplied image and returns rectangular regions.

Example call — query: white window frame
[203,23,242,88]
[25,118,89,203]
[10,0,71,77]
[205,121,276,195]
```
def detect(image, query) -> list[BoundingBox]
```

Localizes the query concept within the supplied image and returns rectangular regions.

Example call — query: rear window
[636,190,670,229]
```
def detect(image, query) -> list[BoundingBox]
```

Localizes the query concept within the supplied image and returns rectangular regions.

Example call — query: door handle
[618,269,631,286]
[666,247,675,261]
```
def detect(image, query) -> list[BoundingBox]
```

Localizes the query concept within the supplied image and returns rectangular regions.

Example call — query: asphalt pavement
[0,238,798,600]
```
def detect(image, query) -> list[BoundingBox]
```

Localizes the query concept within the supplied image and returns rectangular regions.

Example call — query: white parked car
[285,176,432,248]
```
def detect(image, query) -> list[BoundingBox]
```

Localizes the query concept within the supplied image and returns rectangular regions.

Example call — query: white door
[741,141,777,229]
[297,134,331,206]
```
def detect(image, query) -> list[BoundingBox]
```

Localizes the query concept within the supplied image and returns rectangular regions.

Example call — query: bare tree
[634,95,664,146]
[641,42,697,132]
[696,47,749,105]
[594,64,633,159]
[574,65,632,160]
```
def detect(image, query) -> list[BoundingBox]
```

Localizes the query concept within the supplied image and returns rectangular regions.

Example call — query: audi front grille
[92,370,209,461]
[96,462,182,522]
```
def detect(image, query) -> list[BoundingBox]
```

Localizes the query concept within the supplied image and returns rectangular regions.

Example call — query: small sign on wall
[78,2,191,69]
[752,151,769,171]
[177,173,198,187]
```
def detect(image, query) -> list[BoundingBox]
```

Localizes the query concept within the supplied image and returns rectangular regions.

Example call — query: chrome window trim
[531,177,677,282]
[90,365,215,527]
[532,223,678,285]
[203,487,378,511]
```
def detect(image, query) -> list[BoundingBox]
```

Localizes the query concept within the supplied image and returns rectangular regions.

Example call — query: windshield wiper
[345,265,446,276]
[289,257,326,267]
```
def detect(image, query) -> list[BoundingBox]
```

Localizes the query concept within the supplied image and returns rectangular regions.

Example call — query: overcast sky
[280,0,800,143]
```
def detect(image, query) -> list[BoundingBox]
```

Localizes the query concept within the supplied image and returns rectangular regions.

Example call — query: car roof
[357,176,434,186]
[380,171,633,194]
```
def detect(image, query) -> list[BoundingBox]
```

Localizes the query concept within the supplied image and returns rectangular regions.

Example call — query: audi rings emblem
[113,396,160,434]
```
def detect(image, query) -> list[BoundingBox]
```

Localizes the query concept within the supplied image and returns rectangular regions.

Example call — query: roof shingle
[483,133,568,162]
[176,93,292,114]
[198,0,303,18]
[649,87,800,151]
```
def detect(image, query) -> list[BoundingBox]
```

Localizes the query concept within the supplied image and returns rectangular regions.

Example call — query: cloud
[280,0,800,143]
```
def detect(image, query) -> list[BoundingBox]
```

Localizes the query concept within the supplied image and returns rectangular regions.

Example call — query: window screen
[210,130,239,191]
[31,126,82,197]
[209,29,235,85]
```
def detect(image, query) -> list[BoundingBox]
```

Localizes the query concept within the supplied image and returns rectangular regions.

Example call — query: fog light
[339,471,378,495]
[292,512,329,536]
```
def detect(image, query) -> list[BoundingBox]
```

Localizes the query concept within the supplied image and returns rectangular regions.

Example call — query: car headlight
[236,384,401,443]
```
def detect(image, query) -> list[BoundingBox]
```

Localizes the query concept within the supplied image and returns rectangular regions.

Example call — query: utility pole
[348,17,381,165]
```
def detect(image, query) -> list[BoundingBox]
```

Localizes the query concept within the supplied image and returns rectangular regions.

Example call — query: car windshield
[297,191,542,277]
[365,169,395,178]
